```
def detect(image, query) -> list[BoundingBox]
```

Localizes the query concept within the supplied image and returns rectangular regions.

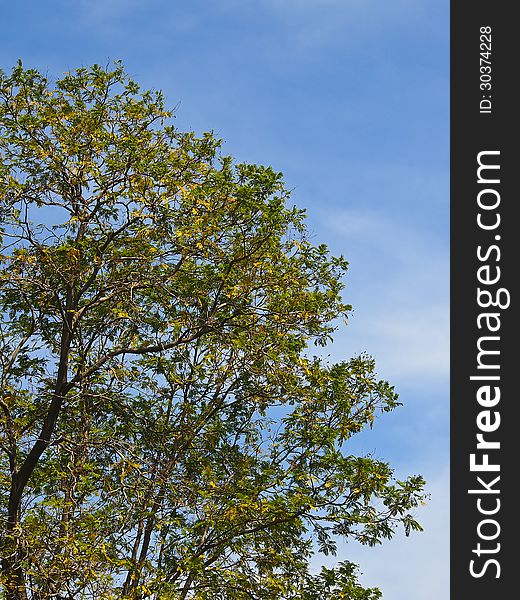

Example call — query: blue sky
[1,1,449,598]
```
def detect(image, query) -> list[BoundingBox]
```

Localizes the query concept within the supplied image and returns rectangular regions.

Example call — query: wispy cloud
[314,466,449,600]
[358,305,448,380]
[310,206,449,600]
[321,208,448,384]
[215,0,447,56]
[77,0,147,21]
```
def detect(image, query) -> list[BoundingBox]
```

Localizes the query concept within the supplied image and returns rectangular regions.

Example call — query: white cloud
[357,304,448,380]
[312,466,450,600]
[321,208,449,383]
[216,0,444,54]
[308,212,449,600]
[78,0,146,21]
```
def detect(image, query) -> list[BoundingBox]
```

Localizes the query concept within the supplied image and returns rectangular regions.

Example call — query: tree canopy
[0,62,425,599]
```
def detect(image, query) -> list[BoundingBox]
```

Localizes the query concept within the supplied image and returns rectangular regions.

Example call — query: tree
[0,62,425,599]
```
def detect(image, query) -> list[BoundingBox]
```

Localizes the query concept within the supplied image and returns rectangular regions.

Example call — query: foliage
[0,62,425,599]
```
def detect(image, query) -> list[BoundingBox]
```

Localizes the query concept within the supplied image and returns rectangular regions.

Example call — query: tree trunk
[1,494,28,600]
